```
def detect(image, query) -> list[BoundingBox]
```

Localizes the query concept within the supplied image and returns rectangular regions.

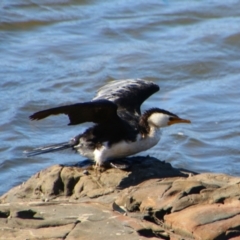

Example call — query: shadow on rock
[115,156,196,189]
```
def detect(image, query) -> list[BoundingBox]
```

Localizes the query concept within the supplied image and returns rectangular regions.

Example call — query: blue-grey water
[0,0,240,196]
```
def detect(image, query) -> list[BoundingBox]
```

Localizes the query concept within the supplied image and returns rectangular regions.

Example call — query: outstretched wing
[29,79,159,125]
[29,99,119,125]
[93,79,159,115]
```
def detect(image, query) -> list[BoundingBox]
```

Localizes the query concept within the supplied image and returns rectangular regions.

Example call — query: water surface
[1,0,240,195]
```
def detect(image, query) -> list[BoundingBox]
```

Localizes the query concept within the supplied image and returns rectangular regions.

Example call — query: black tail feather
[24,142,73,157]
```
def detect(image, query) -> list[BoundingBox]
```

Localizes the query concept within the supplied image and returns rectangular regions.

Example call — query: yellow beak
[168,117,191,126]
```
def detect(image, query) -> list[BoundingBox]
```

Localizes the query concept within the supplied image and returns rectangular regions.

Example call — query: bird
[25,79,191,167]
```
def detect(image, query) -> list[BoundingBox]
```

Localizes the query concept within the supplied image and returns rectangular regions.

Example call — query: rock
[0,156,240,239]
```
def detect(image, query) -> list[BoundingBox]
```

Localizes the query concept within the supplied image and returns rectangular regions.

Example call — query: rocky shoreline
[1,157,240,239]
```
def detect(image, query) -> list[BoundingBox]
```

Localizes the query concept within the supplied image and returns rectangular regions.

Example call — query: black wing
[29,99,119,125]
[93,79,159,115]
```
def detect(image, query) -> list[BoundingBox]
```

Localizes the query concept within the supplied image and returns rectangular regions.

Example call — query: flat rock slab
[1,157,240,239]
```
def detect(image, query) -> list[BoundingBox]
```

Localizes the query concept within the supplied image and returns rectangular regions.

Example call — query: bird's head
[145,108,191,128]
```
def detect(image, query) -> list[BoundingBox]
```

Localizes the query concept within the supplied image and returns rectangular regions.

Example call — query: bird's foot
[92,164,105,188]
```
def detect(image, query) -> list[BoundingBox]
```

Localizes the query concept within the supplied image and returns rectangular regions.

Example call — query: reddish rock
[164,203,240,239]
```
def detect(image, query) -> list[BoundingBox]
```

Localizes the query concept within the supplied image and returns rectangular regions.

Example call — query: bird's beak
[168,117,191,125]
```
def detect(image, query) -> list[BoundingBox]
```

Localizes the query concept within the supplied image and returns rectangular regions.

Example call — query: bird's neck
[149,124,161,135]
[139,114,160,137]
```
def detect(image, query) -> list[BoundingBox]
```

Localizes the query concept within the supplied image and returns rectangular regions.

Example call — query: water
[1,0,240,195]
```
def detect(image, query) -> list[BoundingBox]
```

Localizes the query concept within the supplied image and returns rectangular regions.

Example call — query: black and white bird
[25,79,190,166]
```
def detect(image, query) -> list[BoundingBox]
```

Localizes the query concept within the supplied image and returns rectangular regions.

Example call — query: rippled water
[1,0,240,195]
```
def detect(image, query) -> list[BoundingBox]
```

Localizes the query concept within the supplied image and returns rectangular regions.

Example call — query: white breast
[93,127,161,166]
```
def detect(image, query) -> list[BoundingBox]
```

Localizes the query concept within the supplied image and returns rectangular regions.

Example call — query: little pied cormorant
[25,79,191,166]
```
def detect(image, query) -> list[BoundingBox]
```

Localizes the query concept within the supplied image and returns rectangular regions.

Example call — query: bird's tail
[24,141,74,157]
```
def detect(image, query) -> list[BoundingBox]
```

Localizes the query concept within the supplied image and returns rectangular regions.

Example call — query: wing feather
[29,100,119,125]
[93,79,159,115]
